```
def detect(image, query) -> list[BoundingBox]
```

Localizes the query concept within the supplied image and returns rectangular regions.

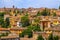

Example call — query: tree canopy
[41,8,50,16]
[27,24,41,32]
[59,6,60,9]
[48,33,54,40]
[37,35,44,40]
[37,11,41,16]
[53,12,56,16]
[21,15,30,27]
[19,29,33,38]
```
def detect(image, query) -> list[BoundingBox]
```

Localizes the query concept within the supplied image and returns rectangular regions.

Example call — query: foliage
[21,16,30,27]
[0,12,5,27]
[59,6,60,9]
[19,29,33,38]
[48,33,59,40]
[48,33,54,40]
[25,12,28,16]
[37,35,44,40]
[53,12,56,16]
[34,18,40,24]
[54,36,59,40]
[28,24,41,32]
[1,17,10,28]
[19,31,25,37]
[5,17,10,27]
[0,12,4,20]
[0,32,9,37]
[33,24,41,31]
[37,11,41,16]
[41,8,50,16]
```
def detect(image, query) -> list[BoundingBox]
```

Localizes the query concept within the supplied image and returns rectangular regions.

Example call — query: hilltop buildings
[0,6,60,40]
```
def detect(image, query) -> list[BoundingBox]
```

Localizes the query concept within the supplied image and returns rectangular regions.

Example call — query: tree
[19,29,33,38]
[54,36,59,40]
[33,24,41,31]
[26,29,33,38]
[37,11,41,16]
[0,32,9,37]
[59,6,60,9]
[27,24,41,32]
[21,16,30,27]
[0,12,5,27]
[41,8,48,16]
[19,31,25,37]
[1,17,10,28]
[27,25,34,31]
[41,8,50,16]
[53,12,56,16]
[34,18,40,24]
[37,35,44,40]
[46,9,50,16]
[48,33,54,40]
[5,17,10,27]
[25,12,28,16]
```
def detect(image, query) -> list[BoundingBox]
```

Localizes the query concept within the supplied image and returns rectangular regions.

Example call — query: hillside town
[0,6,60,40]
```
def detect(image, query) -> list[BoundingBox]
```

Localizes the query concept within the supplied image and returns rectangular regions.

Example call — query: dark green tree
[19,29,33,38]
[2,17,10,28]
[21,16,30,27]
[53,12,56,16]
[41,8,48,16]
[37,11,41,16]
[5,17,10,27]
[41,8,50,16]
[59,6,60,9]
[27,24,41,32]
[0,12,5,27]
[0,32,9,37]
[48,33,54,40]
[33,24,41,31]
[37,35,44,40]
[19,31,25,37]
[25,12,28,16]
[54,36,59,40]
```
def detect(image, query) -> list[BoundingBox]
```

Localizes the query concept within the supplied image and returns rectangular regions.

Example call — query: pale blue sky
[0,0,60,9]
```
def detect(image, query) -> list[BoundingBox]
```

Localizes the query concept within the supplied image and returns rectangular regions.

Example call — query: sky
[0,0,60,9]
